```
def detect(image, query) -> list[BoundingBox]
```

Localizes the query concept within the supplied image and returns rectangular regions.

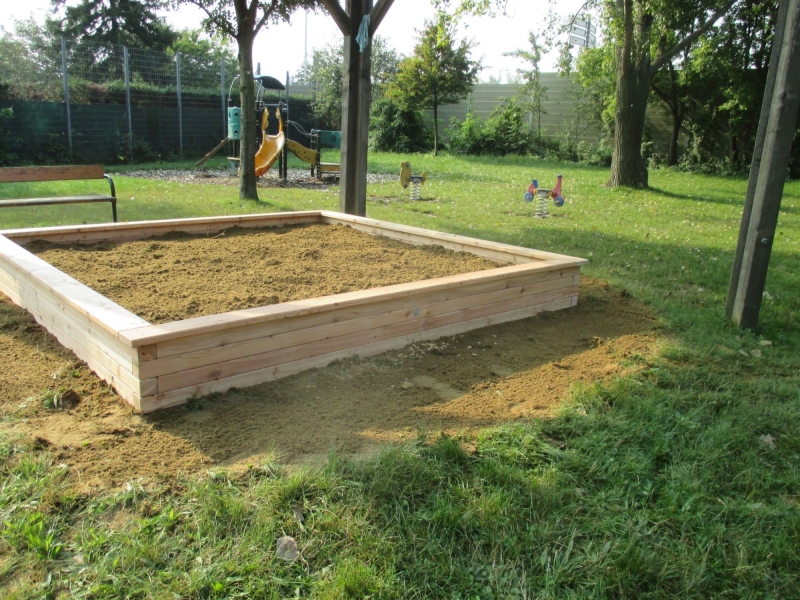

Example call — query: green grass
[1,154,799,598]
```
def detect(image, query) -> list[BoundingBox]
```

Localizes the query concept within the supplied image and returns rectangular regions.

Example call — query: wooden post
[319,0,395,217]
[725,0,790,318]
[728,0,800,329]
[339,0,372,216]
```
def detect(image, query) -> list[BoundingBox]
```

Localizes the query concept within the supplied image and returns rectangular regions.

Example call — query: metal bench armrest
[104,174,116,198]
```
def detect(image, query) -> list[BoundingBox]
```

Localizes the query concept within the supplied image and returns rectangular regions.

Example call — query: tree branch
[255,0,279,35]
[184,0,237,37]
[319,0,350,36]
[649,1,735,74]
[650,82,671,106]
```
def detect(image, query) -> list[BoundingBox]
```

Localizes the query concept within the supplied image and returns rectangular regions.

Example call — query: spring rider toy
[524,174,565,218]
[400,162,427,200]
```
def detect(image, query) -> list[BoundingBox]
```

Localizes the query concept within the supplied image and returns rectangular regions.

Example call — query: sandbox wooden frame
[0,211,587,413]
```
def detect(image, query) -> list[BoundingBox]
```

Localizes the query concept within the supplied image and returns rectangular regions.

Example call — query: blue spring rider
[524,174,565,218]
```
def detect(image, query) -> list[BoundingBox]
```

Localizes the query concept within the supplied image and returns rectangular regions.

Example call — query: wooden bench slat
[0,196,115,207]
[0,165,106,183]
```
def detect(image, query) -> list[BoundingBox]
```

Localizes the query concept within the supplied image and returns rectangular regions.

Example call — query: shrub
[369,98,433,153]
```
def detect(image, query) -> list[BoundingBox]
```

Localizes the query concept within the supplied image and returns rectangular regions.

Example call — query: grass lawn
[1,154,799,598]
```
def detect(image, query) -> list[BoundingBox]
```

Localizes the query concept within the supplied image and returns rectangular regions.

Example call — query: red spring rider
[524,174,565,218]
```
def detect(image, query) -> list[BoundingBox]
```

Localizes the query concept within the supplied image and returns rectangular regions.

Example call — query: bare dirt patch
[27,223,501,324]
[1,273,659,492]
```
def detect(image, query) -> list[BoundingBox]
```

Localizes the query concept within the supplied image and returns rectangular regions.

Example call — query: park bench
[0,165,117,223]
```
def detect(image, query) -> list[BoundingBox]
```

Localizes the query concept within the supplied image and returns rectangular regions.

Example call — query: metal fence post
[123,46,133,162]
[221,58,226,139]
[60,38,73,159]
[176,52,183,155]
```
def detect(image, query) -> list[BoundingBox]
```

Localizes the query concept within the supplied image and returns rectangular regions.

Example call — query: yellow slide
[254,107,285,177]
[286,139,319,164]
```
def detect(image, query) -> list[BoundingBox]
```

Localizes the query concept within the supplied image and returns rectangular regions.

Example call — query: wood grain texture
[146,267,579,361]
[120,262,574,347]
[0,165,105,183]
[156,285,576,393]
[139,295,575,413]
[140,275,578,380]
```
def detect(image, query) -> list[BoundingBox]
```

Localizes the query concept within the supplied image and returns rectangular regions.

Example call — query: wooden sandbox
[0,211,587,413]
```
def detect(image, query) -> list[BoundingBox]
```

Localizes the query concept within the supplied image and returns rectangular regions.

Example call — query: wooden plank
[0,265,155,401]
[156,284,575,393]
[0,165,105,183]
[319,0,350,35]
[151,266,578,359]
[0,266,144,390]
[320,211,588,265]
[139,295,575,413]
[15,292,142,408]
[369,0,395,34]
[0,196,114,207]
[0,234,149,336]
[0,265,139,368]
[1,211,323,245]
[140,275,578,379]
[121,261,575,347]
[0,275,140,378]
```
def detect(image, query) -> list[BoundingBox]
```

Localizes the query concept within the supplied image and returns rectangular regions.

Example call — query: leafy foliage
[387,15,480,155]
[296,36,402,131]
[447,97,531,156]
[50,0,179,50]
[369,98,433,153]
[505,32,548,139]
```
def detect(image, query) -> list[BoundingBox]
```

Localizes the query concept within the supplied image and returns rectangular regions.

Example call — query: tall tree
[296,35,401,130]
[50,0,178,50]
[604,0,734,187]
[180,0,316,200]
[167,29,238,88]
[505,32,548,138]
[387,15,480,155]
[650,58,689,166]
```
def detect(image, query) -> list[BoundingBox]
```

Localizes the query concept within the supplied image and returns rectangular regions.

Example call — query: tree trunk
[237,31,259,201]
[338,0,372,216]
[607,0,651,188]
[608,59,651,187]
[433,103,439,156]
[666,61,682,166]
[668,109,683,166]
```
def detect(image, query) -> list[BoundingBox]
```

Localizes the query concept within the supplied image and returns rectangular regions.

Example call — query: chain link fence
[0,38,319,166]
[0,38,230,164]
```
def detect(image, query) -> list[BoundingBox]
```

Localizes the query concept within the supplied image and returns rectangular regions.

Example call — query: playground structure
[400,162,427,200]
[524,175,565,218]
[196,73,341,181]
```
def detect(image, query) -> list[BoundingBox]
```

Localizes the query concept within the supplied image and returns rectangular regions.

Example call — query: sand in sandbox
[26,223,501,324]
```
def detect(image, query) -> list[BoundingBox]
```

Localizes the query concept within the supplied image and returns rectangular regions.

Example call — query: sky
[0,0,592,81]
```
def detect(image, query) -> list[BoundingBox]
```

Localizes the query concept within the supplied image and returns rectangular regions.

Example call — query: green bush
[481,97,532,156]
[447,98,532,156]
[369,98,433,153]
